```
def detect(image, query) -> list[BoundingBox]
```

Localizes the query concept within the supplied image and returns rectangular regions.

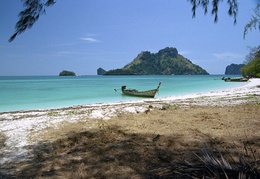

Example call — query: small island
[59,70,76,76]
[102,47,209,75]
[97,68,107,75]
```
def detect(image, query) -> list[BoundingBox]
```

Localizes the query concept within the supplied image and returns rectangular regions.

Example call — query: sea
[0,75,245,112]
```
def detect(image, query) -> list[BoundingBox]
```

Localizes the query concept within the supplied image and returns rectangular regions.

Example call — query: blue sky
[0,0,259,75]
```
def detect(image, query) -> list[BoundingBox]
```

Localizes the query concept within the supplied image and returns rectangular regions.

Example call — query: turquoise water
[0,75,245,112]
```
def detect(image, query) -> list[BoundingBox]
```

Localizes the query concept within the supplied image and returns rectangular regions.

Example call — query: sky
[0,0,259,76]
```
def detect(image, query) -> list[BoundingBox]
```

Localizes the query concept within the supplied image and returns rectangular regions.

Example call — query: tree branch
[9,0,55,42]
[187,0,238,24]
[243,4,260,39]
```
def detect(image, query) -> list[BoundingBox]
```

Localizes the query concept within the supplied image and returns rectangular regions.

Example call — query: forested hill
[104,47,209,75]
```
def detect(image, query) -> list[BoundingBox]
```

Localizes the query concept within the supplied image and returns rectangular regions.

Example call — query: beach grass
[175,144,259,178]
[0,103,259,178]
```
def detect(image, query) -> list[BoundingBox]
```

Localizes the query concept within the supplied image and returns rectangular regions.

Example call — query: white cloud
[55,51,90,56]
[212,52,244,60]
[58,51,73,54]
[50,41,85,47]
[80,37,99,43]
[178,50,192,55]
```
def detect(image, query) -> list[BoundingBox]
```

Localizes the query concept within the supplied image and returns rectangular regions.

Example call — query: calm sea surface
[0,75,245,112]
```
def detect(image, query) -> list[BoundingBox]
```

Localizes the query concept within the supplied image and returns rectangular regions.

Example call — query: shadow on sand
[1,125,259,178]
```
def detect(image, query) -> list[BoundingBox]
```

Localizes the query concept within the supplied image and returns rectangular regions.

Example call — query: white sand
[0,78,259,165]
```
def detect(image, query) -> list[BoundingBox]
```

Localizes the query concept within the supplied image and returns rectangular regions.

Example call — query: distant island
[97,68,107,75]
[100,47,209,75]
[225,64,245,74]
[59,70,76,76]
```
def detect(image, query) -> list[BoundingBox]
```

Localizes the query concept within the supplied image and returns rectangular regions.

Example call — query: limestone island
[101,47,209,75]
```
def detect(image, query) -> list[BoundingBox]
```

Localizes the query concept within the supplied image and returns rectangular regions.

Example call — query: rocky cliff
[225,64,245,74]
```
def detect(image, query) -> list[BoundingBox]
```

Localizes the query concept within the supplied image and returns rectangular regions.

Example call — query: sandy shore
[0,79,259,171]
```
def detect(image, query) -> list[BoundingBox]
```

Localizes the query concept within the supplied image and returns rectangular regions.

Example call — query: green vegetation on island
[59,70,76,76]
[241,46,260,78]
[241,58,260,78]
[104,47,209,75]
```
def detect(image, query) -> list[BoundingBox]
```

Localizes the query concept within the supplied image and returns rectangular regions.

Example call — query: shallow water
[0,75,245,112]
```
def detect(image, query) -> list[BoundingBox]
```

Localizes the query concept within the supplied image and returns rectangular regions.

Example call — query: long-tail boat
[120,82,161,98]
[223,77,249,82]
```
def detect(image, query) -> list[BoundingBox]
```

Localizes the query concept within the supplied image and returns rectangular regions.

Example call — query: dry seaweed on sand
[174,144,259,179]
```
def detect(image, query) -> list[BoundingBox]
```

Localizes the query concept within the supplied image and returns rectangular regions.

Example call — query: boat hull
[224,78,249,82]
[121,82,161,98]
[122,89,158,98]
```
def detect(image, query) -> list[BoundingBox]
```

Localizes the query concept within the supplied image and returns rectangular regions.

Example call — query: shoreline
[1,78,259,115]
[0,78,259,166]
[0,74,246,113]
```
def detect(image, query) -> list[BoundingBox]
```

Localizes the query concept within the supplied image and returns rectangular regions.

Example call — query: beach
[0,78,259,178]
